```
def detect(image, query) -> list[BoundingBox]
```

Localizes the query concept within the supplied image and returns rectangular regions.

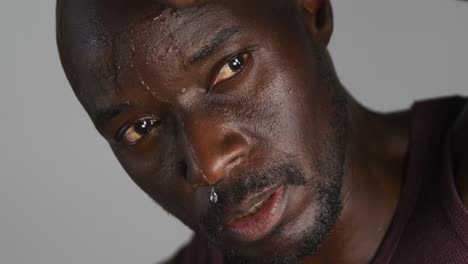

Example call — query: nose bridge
[178,113,249,187]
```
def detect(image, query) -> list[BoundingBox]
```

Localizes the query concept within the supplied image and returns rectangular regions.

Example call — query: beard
[201,88,348,264]
[221,162,344,264]
[200,138,345,264]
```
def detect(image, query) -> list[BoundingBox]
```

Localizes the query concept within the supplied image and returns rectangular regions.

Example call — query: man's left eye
[212,52,250,87]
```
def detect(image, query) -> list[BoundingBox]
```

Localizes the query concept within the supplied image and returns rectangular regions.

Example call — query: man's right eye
[118,117,160,145]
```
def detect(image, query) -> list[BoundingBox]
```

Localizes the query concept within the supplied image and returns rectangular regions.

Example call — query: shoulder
[452,100,468,207]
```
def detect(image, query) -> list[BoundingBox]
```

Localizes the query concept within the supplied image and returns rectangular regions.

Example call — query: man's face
[60,0,347,261]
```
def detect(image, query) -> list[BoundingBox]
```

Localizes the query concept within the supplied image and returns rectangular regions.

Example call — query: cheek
[111,145,197,225]
[245,45,328,156]
[249,72,316,156]
[253,61,342,183]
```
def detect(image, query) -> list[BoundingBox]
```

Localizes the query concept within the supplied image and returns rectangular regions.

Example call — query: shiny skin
[56,0,468,263]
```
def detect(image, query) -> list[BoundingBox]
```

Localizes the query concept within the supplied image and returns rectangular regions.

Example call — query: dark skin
[160,0,207,8]
[56,0,468,263]
[453,106,468,206]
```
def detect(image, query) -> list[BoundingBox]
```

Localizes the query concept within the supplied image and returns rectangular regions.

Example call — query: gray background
[1,0,467,263]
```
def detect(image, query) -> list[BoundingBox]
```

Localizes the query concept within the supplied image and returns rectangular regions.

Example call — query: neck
[304,95,411,264]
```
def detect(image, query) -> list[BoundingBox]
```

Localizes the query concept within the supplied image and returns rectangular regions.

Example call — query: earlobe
[300,0,334,47]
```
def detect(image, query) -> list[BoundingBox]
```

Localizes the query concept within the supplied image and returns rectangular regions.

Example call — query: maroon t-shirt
[166,97,468,264]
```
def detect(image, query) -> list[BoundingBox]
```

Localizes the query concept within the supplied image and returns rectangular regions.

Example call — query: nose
[179,115,250,187]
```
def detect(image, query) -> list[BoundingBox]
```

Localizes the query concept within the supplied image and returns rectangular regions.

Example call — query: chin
[222,181,343,263]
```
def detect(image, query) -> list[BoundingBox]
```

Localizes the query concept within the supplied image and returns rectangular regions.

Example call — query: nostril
[182,162,189,181]
[224,149,249,177]
[221,132,250,174]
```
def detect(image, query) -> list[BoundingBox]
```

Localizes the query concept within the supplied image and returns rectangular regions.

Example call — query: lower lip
[226,185,286,242]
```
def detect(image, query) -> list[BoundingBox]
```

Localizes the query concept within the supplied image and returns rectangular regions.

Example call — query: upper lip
[223,184,283,226]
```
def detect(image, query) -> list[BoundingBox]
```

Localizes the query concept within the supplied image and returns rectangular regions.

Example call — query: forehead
[59,0,292,116]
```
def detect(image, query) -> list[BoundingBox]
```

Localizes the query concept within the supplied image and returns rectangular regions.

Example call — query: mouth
[223,184,287,242]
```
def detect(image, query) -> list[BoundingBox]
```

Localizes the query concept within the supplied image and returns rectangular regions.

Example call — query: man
[56,0,468,263]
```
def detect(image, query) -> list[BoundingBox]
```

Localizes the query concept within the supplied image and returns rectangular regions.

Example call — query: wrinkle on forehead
[88,5,214,101]
[126,6,214,63]
[59,0,271,114]
[127,35,168,103]
[108,7,226,102]
[58,0,169,110]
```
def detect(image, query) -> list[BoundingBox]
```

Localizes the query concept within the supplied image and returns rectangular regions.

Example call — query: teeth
[235,199,268,220]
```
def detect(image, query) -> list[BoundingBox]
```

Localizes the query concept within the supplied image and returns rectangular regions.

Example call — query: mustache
[200,162,307,242]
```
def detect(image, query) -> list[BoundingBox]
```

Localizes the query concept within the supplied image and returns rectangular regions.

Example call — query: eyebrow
[189,27,241,65]
[94,101,132,126]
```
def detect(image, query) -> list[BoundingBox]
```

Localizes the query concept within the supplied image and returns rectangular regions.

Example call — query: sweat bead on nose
[210,186,218,203]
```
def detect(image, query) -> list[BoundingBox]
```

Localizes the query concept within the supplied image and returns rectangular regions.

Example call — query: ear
[299,0,333,47]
